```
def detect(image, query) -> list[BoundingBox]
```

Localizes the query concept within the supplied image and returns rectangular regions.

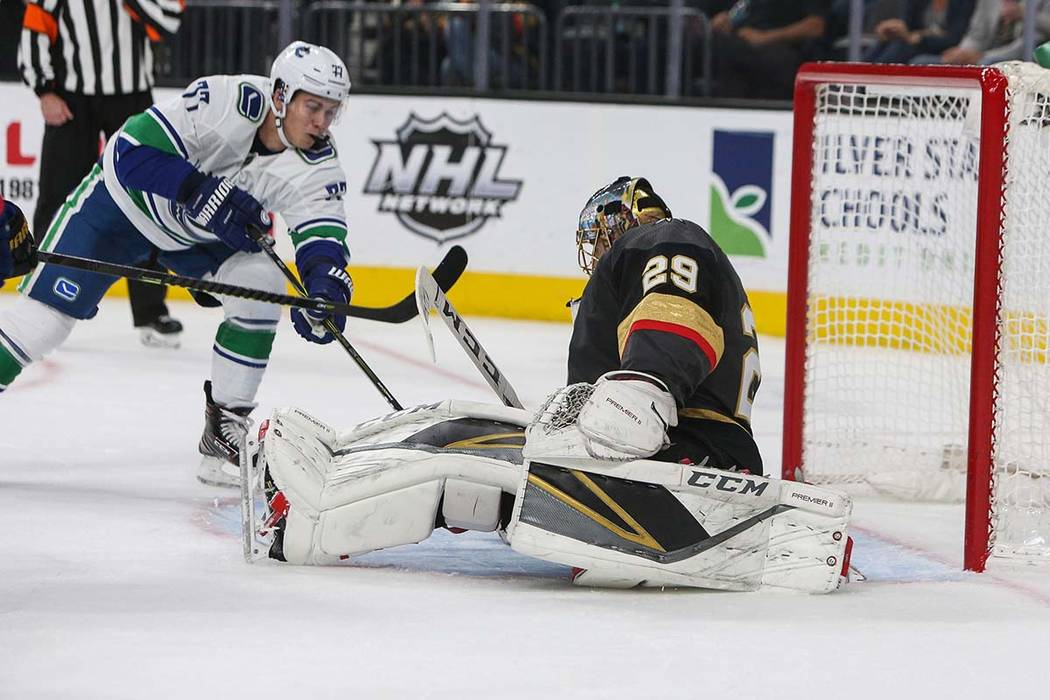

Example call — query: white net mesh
[533,383,595,435]
[799,63,1050,563]
[802,81,979,497]
[989,62,1050,560]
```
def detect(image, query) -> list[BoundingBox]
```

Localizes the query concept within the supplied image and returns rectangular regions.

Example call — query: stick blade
[349,245,468,323]
[415,266,438,363]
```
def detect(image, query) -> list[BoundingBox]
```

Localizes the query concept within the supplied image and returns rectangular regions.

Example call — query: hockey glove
[577,371,678,460]
[290,241,353,345]
[182,175,269,253]
[0,197,36,282]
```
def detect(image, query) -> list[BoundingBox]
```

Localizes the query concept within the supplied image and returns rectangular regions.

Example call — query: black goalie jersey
[568,218,763,474]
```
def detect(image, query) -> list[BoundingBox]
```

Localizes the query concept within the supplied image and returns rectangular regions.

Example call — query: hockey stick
[349,244,467,322]
[415,266,524,409]
[239,432,259,562]
[34,248,467,324]
[251,229,403,411]
[37,251,353,315]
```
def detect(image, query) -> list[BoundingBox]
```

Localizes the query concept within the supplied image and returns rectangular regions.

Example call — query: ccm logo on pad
[687,470,769,497]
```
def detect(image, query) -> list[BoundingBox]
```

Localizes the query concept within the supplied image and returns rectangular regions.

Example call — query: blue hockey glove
[0,197,36,283]
[290,242,353,345]
[183,176,269,253]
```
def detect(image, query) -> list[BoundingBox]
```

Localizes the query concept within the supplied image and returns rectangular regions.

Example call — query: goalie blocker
[246,387,852,593]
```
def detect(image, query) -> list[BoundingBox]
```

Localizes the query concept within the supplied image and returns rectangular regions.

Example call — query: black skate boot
[139,314,183,349]
[198,380,253,487]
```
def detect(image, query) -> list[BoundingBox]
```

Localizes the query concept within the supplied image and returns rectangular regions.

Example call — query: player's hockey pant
[0,165,283,403]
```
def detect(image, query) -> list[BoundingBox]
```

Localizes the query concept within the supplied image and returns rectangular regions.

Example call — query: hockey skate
[138,315,183,349]
[198,380,253,487]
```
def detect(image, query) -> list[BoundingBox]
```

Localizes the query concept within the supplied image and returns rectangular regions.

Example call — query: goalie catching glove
[290,241,353,344]
[577,371,678,460]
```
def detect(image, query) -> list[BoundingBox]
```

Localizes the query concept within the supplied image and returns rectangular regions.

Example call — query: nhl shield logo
[363,113,522,243]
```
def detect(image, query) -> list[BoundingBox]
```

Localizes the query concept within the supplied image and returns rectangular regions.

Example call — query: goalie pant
[253,400,852,593]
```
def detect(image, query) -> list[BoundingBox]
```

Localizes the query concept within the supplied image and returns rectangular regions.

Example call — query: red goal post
[781,62,1050,573]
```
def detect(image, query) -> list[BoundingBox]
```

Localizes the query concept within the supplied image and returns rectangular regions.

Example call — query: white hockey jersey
[101,74,349,255]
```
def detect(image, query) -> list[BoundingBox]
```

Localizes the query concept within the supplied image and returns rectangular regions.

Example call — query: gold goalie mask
[575,176,672,275]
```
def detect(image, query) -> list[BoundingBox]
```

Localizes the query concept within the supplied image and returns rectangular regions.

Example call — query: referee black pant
[33,90,170,327]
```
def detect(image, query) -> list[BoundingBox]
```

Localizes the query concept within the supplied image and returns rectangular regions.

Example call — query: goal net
[784,62,1050,571]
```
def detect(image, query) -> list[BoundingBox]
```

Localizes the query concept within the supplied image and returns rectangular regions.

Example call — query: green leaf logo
[709,176,767,257]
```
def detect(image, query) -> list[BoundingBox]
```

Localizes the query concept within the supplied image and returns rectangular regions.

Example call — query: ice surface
[2,297,1049,699]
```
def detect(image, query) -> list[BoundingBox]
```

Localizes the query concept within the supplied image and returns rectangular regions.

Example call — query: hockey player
[0,195,36,287]
[0,41,355,488]
[564,176,763,473]
[246,177,852,592]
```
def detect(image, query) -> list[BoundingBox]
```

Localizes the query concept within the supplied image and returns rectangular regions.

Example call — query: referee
[18,0,186,347]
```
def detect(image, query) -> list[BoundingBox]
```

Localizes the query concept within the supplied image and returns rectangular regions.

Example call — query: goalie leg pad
[508,459,851,593]
[442,479,504,532]
[260,407,521,565]
[310,480,445,564]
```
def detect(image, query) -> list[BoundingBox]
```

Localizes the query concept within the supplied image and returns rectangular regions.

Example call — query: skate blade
[198,455,240,488]
[140,329,182,349]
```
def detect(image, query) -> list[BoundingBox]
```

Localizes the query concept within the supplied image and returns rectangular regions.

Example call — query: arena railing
[154,0,285,87]
[555,4,711,98]
[154,1,714,100]
[299,1,548,92]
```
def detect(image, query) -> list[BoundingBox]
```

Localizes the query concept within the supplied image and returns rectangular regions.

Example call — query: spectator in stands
[825,0,886,44]
[706,0,831,99]
[911,0,1050,64]
[0,1,24,80]
[371,0,447,86]
[691,0,735,14]
[866,0,977,63]
[441,0,540,89]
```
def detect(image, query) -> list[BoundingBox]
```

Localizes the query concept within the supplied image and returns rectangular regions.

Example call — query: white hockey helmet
[269,41,351,145]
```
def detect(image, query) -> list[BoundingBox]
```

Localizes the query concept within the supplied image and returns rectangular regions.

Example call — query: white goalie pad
[241,394,851,593]
[507,459,852,593]
[243,400,530,564]
[511,386,853,593]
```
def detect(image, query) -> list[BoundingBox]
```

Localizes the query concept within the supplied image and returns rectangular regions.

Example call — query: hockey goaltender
[245,176,855,593]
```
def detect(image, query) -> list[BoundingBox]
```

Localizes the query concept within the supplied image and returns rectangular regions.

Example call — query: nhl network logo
[363,113,522,243]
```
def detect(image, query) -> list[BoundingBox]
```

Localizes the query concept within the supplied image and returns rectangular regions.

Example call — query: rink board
[0,82,792,334]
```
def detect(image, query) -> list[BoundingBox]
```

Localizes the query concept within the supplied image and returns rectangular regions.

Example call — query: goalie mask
[576,176,671,275]
[270,41,351,149]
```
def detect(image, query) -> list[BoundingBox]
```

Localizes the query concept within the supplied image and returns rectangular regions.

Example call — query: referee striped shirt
[18,0,184,97]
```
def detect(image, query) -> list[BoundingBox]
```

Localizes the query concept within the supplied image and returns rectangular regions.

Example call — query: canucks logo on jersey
[709,129,774,257]
[53,277,80,302]
[362,113,522,244]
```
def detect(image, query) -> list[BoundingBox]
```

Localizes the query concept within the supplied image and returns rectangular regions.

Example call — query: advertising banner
[0,82,793,331]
